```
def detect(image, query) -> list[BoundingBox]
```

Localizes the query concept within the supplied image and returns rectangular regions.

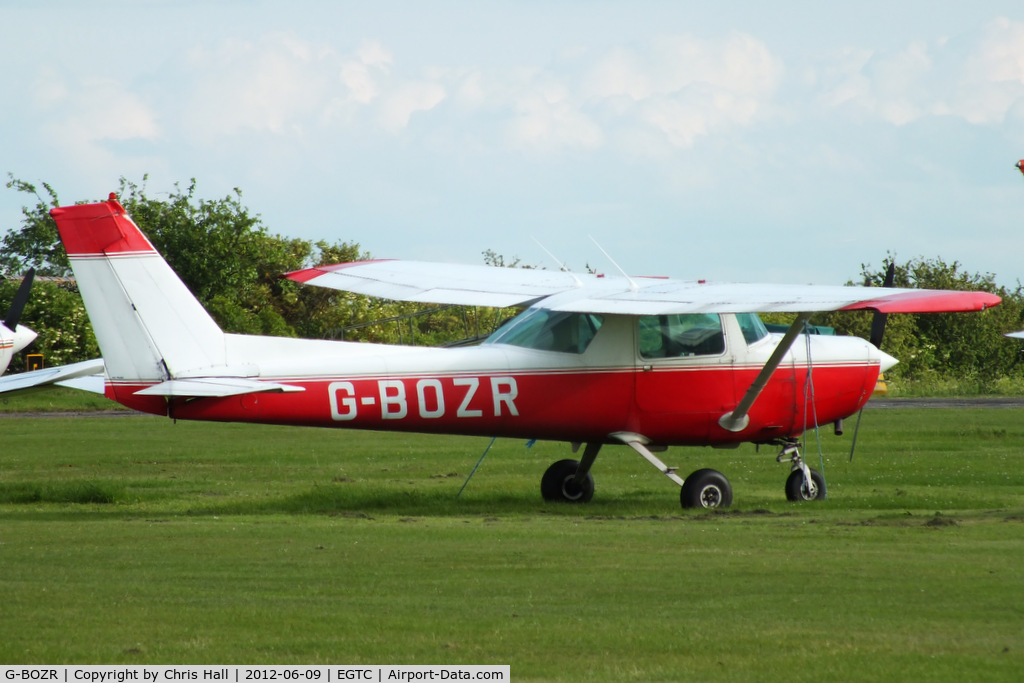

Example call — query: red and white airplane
[50,196,1000,508]
[0,270,39,377]
[0,270,104,394]
[0,270,105,395]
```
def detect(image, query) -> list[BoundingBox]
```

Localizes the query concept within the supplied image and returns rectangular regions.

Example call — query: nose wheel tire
[680,468,733,509]
[785,468,826,501]
[541,459,595,503]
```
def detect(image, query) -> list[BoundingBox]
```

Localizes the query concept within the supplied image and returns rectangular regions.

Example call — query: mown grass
[0,386,121,413]
[1,408,1023,680]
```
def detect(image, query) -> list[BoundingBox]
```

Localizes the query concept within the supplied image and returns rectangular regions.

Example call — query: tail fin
[50,195,227,385]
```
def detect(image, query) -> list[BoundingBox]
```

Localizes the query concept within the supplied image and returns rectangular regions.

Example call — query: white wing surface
[288,260,584,308]
[286,261,1001,315]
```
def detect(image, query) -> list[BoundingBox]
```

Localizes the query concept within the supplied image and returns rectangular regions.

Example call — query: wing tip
[283,259,398,283]
[842,290,1002,314]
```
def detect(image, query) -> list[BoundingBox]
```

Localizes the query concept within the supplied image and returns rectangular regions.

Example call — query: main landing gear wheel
[680,468,733,509]
[785,468,826,501]
[541,459,595,503]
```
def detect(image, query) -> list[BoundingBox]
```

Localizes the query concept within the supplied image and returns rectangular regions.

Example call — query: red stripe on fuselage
[109,362,881,446]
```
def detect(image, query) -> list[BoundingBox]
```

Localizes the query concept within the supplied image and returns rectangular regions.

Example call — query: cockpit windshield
[485,308,605,354]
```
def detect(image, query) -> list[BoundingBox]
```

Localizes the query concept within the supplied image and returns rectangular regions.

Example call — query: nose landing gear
[775,439,827,502]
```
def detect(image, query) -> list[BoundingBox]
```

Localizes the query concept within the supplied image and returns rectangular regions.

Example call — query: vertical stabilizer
[50,196,227,383]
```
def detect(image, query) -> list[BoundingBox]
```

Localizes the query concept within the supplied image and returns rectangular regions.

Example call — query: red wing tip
[842,290,1002,313]
[283,259,396,282]
[281,268,319,283]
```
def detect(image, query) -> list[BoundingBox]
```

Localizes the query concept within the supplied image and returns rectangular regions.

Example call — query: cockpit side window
[735,312,769,345]
[638,313,725,359]
[485,308,605,354]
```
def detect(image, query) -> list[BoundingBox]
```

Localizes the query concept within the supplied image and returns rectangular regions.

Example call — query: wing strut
[718,312,813,433]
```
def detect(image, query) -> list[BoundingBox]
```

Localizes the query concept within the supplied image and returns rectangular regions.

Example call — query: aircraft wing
[0,358,106,395]
[287,260,584,308]
[286,261,1001,315]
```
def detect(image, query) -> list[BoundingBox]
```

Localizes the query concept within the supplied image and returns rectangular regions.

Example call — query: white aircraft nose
[877,348,898,373]
[12,325,37,353]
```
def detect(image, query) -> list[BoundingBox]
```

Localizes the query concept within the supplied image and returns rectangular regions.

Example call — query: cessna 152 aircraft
[49,196,1000,508]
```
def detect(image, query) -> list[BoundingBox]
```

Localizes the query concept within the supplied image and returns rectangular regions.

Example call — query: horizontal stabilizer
[135,377,306,398]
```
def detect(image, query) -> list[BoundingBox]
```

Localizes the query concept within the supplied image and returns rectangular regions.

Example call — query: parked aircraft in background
[0,269,37,377]
[0,269,105,395]
[49,196,1000,508]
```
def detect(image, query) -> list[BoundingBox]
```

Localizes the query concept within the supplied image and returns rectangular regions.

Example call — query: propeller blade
[867,262,895,349]
[3,268,35,331]
[851,261,896,462]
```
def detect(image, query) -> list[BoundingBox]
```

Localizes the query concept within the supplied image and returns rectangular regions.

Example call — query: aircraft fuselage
[106,312,884,447]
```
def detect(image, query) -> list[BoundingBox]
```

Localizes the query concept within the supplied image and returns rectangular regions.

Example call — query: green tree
[2,175,383,364]
[2,174,495,366]
[1,175,69,276]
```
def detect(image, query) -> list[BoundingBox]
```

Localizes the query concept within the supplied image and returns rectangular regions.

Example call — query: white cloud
[20,72,162,182]
[177,34,441,139]
[339,41,393,105]
[38,76,160,144]
[580,33,784,150]
[812,17,1024,126]
[27,28,784,160]
[506,80,603,151]
[181,34,336,139]
[813,42,934,125]
[378,81,447,132]
[952,17,1024,125]
[583,46,651,101]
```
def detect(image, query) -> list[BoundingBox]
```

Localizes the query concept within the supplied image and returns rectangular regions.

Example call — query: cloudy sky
[2,1,1023,286]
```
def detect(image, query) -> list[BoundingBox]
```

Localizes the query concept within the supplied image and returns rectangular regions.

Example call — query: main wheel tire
[680,468,733,509]
[785,468,826,501]
[540,459,595,503]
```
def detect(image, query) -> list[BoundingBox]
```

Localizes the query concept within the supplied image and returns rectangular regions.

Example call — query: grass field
[1,403,1023,680]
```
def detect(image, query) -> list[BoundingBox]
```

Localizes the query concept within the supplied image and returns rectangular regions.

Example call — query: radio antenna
[589,235,638,291]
